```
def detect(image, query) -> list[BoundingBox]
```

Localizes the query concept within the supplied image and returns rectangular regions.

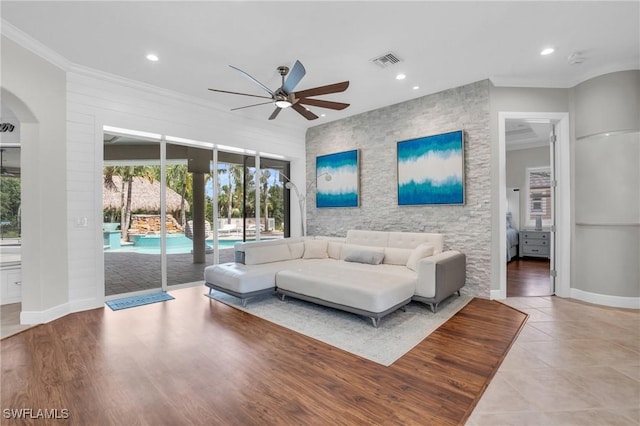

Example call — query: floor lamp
[279,171,331,237]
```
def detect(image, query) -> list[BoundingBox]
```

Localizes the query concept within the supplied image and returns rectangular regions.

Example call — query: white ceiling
[1,1,639,133]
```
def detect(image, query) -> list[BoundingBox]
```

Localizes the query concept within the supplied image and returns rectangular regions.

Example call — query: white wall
[1,36,69,322]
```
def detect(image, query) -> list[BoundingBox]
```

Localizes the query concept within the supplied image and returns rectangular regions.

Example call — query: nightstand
[519,229,550,259]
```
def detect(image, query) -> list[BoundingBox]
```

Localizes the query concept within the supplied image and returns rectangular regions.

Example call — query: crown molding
[1,19,71,71]
[491,62,640,90]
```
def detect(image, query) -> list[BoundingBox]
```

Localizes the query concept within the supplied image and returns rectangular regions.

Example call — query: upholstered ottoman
[204,261,301,306]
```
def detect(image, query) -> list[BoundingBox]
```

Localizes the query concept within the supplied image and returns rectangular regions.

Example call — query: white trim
[160,139,167,291]
[20,302,69,325]
[69,298,103,313]
[498,112,571,299]
[95,115,106,306]
[496,115,507,300]
[1,20,71,71]
[490,289,505,300]
[570,288,640,309]
[490,64,640,90]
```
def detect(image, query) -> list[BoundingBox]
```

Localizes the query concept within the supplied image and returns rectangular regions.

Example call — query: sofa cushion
[288,242,305,259]
[345,230,389,247]
[406,243,435,271]
[303,239,328,259]
[340,244,384,261]
[383,247,413,266]
[344,248,385,265]
[245,243,292,265]
[327,241,343,260]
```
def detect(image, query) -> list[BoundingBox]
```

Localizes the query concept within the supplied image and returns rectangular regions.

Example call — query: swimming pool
[105,234,273,255]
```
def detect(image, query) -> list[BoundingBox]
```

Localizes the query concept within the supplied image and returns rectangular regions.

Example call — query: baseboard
[490,289,506,300]
[69,298,104,313]
[570,288,640,309]
[19,297,104,325]
[20,302,70,325]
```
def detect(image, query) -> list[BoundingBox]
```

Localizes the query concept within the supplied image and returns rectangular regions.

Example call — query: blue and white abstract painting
[316,150,359,208]
[397,130,464,205]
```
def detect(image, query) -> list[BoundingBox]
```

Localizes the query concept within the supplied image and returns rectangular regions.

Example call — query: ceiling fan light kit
[208,60,350,121]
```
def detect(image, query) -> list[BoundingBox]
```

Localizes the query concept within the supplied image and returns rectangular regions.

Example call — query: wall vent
[371,52,402,68]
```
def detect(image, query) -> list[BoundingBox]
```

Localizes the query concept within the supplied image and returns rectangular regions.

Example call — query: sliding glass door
[103,134,162,296]
[103,129,290,296]
[165,141,214,286]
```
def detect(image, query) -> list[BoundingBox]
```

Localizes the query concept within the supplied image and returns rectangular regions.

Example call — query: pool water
[105,234,272,255]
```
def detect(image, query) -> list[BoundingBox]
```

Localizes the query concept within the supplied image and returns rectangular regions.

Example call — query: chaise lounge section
[204,230,466,326]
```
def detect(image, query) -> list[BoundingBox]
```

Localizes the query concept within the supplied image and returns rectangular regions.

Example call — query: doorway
[505,119,553,297]
[497,112,571,300]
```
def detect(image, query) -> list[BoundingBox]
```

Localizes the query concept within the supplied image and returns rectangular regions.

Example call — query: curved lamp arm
[279,171,332,237]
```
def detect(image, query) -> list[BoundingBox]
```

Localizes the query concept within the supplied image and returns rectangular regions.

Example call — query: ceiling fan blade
[208,88,273,100]
[292,103,319,120]
[230,101,274,111]
[282,60,306,93]
[268,107,282,120]
[293,81,349,99]
[229,65,274,96]
[297,98,350,110]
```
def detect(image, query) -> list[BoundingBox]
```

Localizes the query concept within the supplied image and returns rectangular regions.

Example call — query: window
[526,167,551,227]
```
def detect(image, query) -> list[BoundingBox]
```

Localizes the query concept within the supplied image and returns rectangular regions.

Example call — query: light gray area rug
[206,290,472,366]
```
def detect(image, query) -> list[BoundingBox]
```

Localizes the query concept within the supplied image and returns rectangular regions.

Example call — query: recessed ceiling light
[146,53,159,62]
[413,86,420,90]
[321,114,326,117]
[396,73,406,80]
[540,47,555,56]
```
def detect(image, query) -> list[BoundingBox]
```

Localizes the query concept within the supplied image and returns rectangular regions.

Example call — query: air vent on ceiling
[371,52,402,68]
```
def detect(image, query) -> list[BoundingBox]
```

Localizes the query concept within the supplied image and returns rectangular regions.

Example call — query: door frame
[496,112,571,299]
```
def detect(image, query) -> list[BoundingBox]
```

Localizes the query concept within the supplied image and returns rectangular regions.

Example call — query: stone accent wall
[306,80,491,297]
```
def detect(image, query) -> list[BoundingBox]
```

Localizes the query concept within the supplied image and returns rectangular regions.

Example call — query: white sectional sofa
[204,230,466,327]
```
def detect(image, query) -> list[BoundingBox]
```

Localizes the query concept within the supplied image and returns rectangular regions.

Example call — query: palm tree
[268,183,284,230]
[166,164,192,227]
[230,164,244,218]
[104,165,155,241]
[260,169,271,231]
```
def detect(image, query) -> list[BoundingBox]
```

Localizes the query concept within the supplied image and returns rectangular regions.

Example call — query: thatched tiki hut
[103,176,190,239]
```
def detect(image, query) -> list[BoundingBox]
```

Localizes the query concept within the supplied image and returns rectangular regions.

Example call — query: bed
[506,212,519,262]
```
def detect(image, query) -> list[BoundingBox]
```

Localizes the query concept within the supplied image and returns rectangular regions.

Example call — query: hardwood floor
[507,257,552,297]
[0,286,526,425]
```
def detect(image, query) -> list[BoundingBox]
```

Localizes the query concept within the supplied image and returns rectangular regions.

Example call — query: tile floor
[468,296,640,425]
[0,303,33,339]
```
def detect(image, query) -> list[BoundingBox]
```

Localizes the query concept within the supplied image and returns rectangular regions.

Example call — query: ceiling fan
[208,60,349,120]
